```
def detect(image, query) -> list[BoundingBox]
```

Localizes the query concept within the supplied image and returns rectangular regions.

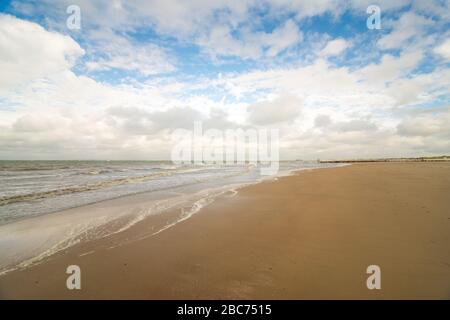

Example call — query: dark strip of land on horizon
[319,156,450,163]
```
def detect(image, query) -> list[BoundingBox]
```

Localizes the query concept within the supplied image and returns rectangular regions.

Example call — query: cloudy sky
[0,0,449,160]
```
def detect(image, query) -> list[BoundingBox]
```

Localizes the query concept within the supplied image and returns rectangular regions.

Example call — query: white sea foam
[0,184,244,275]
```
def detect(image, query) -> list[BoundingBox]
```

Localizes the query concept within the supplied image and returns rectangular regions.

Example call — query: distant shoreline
[319,156,450,163]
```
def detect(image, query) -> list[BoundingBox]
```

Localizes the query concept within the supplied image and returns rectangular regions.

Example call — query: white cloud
[434,39,450,60]
[247,94,302,125]
[357,50,423,85]
[270,0,343,19]
[349,0,410,11]
[319,38,352,57]
[197,25,260,60]
[0,14,84,93]
[397,110,450,137]
[314,114,332,127]
[262,20,304,57]
[211,52,428,109]
[197,19,302,59]
[377,12,433,50]
[85,32,175,75]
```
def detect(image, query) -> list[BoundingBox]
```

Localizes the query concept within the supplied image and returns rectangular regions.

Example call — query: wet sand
[0,163,449,299]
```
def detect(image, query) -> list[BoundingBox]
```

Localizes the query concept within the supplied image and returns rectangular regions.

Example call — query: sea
[0,160,340,274]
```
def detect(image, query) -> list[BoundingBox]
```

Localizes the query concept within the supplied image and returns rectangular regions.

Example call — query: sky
[0,0,449,160]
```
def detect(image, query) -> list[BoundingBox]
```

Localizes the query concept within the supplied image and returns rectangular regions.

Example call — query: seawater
[0,160,340,274]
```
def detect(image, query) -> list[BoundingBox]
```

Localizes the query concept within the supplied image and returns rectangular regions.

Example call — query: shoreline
[0,163,341,276]
[0,162,449,299]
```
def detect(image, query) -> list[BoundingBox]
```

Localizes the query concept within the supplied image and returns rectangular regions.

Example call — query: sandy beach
[0,162,449,299]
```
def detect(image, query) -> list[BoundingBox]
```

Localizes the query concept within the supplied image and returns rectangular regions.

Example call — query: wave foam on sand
[0,183,251,276]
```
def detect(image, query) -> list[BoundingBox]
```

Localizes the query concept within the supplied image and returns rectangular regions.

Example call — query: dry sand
[0,163,449,299]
